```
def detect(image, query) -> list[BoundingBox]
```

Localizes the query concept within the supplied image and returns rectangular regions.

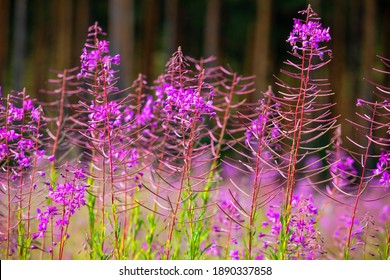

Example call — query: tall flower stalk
[75,22,141,259]
[343,56,390,258]
[0,89,45,259]
[270,5,336,259]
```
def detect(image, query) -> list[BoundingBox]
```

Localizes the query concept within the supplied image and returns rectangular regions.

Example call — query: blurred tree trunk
[203,0,220,60]
[383,1,390,86]
[142,0,158,79]
[164,0,178,60]
[253,0,271,97]
[310,0,321,14]
[360,0,376,103]
[53,0,73,70]
[109,0,135,87]
[11,0,28,91]
[73,0,89,67]
[31,0,51,100]
[330,0,346,126]
[0,0,10,88]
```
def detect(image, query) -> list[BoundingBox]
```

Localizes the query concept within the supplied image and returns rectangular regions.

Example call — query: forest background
[1,0,389,143]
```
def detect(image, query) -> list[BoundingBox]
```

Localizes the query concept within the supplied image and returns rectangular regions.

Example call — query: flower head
[287,8,331,58]
[0,92,45,179]
[77,25,120,85]
[156,83,215,127]
[374,151,390,191]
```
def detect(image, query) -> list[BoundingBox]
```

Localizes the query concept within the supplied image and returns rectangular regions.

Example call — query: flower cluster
[33,167,87,239]
[206,191,245,259]
[258,195,322,259]
[287,18,331,52]
[288,195,321,259]
[48,181,87,226]
[0,92,44,179]
[333,215,363,245]
[77,28,120,85]
[88,100,122,132]
[213,194,244,234]
[379,205,390,223]
[123,95,155,130]
[245,114,279,146]
[33,206,58,239]
[374,151,390,191]
[156,83,215,127]
[330,156,357,188]
[333,213,378,258]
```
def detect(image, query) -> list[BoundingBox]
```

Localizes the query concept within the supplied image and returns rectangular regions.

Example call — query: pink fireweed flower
[258,195,322,259]
[0,93,44,179]
[287,18,331,51]
[77,27,120,85]
[48,182,86,223]
[33,167,87,239]
[32,206,58,239]
[245,99,280,148]
[374,151,390,191]
[156,83,215,127]
[286,8,331,60]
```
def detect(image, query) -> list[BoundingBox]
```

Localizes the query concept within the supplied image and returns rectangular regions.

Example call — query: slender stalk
[5,95,11,259]
[345,103,377,257]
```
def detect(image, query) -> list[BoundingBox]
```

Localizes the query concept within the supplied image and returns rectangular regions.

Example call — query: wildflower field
[1,5,389,260]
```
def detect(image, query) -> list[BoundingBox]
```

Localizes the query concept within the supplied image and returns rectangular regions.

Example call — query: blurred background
[0,0,389,138]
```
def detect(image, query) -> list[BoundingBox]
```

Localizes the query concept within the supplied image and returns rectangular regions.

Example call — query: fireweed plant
[1,6,390,260]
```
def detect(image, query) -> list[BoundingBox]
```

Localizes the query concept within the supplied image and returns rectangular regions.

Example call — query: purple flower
[156,83,215,127]
[0,94,45,177]
[33,206,58,239]
[374,151,390,191]
[245,115,265,144]
[98,40,110,53]
[258,195,322,259]
[379,171,390,191]
[287,11,331,55]
[229,249,240,260]
[331,156,357,186]
[128,148,138,168]
[31,107,42,123]
[87,100,123,132]
[245,101,279,146]
[7,103,24,123]
[206,240,221,256]
[379,205,390,223]
[139,96,154,126]
[23,99,34,111]
[37,149,45,158]
[111,54,120,65]
[78,26,120,85]
[255,254,264,260]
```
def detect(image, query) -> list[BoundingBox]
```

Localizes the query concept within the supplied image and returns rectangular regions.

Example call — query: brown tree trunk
[360,0,376,102]
[11,0,28,91]
[53,0,73,70]
[72,0,89,67]
[330,0,346,122]
[203,0,220,60]
[253,0,271,97]
[164,0,179,61]
[383,0,390,86]
[141,0,158,79]
[31,0,51,101]
[0,0,10,87]
[109,0,135,87]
